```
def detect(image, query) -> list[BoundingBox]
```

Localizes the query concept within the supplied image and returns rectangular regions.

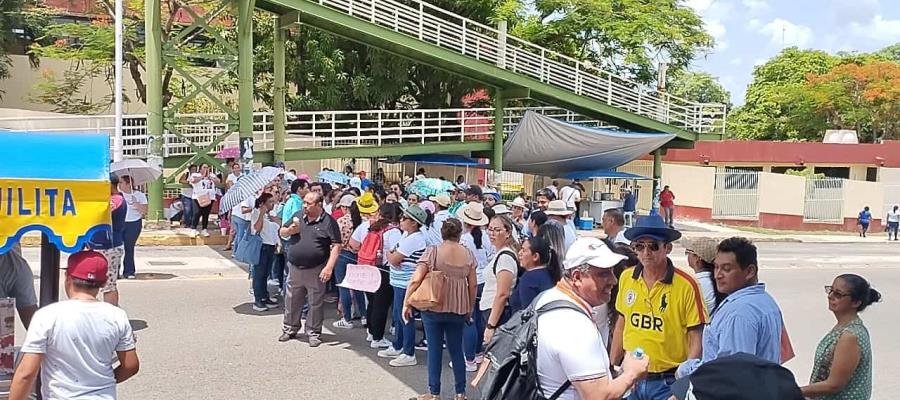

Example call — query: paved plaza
[17,243,900,399]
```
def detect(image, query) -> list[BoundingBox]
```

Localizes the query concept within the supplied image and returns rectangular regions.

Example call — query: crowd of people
[212,165,882,400]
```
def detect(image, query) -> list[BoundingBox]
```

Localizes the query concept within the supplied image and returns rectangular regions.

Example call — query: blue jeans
[627,376,676,400]
[232,217,249,255]
[122,219,142,277]
[422,311,467,396]
[334,250,366,321]
[180,195,194,226]
[463,283,485,362]
[391,286,416,356]
[252,244,276,305]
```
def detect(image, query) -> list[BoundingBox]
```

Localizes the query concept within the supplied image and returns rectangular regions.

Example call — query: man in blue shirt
[857,206,872,237]
[622,189,636,227]
[678,237,784,377]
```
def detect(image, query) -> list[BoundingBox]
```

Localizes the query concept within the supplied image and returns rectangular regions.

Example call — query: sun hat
[492,204,511,215]
[545,200,574,216]
[339,194,356,208]
[402,204,429,227]
[430,193,452,208]
[563,237,627,270]
[684,237,718,264]
[66,250,110,286]
[356,192,379,214]
[510,197,527,209]
[624,215,682,242]
[418,200,436,214]
[456,202,489,226]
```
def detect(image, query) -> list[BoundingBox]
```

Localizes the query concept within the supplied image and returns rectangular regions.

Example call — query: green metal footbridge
[139,0,727,219]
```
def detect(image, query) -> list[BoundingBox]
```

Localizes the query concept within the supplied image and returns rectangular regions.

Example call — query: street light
[113,0,124,162]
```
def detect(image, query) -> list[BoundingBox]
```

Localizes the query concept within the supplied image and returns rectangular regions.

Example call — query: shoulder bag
[408,245,446,311]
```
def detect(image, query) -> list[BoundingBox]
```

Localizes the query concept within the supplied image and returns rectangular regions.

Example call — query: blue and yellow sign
[0,132,111,254]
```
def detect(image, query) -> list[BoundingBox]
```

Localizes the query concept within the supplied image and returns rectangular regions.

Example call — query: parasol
[317,170,349,186]
[219,166,282,214]
[406,178,454,197]
[110,159,162,186]
[215,146,240,159]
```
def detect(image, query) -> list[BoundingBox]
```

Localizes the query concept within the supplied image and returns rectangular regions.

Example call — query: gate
[804,178,844,223]
[712,168,759,219]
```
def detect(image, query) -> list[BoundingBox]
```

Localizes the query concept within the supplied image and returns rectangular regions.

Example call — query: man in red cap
[9,250,140,400]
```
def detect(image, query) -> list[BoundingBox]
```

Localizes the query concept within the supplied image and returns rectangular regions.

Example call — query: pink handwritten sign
[337,264,382,293]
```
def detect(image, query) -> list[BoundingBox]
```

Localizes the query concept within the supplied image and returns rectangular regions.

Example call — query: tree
[511,0,714,86]
[0,0,26,97]
[668,71,730,105]
[727,47,839,140]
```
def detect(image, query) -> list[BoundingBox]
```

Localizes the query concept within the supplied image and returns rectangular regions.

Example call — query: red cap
[66,251,109,285]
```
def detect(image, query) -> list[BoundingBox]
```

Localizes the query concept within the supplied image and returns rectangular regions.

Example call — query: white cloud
[849,15,900,42]
[742,0,769,13]
[753,58,767,66]
[760,18,814,48]
[832,0,879,26]
[730,57,743,66]
[747,18,761,29]
[684,0,713,13]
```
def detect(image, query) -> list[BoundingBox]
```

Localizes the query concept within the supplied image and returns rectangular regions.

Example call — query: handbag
[234,217,262,265]
[197,192,212,207]
[408,246,446,311]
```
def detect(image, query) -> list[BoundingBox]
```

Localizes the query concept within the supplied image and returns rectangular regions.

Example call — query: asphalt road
[17,242,900,399]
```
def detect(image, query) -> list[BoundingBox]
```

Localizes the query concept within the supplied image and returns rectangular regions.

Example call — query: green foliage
[668,71,730,105]
[784,167,825,179]
[513,0,713,85]
[29,62,113,113]
[0,0,27,96]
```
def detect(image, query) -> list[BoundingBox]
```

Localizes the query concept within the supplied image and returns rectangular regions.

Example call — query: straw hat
[356,192,379,214]
[456,202,489,226]
[684,237,718,264]
[510,197,527,209]
[430,193,452,208]
[492,204,512,215]
[545,200,574,216]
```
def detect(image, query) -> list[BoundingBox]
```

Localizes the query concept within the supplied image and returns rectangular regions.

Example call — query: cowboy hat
[456,202,489,226]
[545,200,574,216]
[430,193,452,208]
[625,215,682,242]
[492,204,511,215]
[402,204,429,227]
[356,192,379,214]
[510,197,527,209]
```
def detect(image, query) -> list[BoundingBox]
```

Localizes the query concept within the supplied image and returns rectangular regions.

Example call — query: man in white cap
[534,237,648,399]
[546,199,578,249]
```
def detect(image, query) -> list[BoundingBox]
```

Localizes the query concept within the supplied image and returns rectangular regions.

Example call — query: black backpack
[477,296,592,400]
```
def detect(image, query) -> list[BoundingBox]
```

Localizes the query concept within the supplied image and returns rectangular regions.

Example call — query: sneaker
[252,303,268,312]
[415,340,428,351]
[125,275,136,280]
[366,333,374,342]
[263,298,279,306]
[370,338,392,349]
[474,353,485,364]
[308,335,323,347]
[332,319,354,329]
[449,360,478,372]
[278,332,296,342]
[361,317,368,326]
[201,229,210,237]
[190,229,199,238]
[267,279,279,287]
[389,354,417,367]
[377,347,403,358]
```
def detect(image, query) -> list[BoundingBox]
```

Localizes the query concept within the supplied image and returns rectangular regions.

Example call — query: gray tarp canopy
[502,111,676,176]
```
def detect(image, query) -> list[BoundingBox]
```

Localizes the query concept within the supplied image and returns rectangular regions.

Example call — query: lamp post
[113,0,124,162]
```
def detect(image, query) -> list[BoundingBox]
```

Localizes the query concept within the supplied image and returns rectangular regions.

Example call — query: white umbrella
[110,159,162,185]
[219,166,283,214]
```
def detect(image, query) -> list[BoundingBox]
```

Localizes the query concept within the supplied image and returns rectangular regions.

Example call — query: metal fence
[804,178,844,223]
[712,168,760,219]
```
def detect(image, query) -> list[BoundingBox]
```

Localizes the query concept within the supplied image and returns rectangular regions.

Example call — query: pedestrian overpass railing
[304,0,727,133]
[712,168,760,219]
[0,106,610,159]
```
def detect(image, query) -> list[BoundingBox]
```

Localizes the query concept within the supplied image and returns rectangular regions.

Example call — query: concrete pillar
[273,17,286,163]
[144,0,164,221]
[493,90,505,177]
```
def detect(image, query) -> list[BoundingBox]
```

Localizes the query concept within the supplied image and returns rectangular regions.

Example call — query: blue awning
[560,170,651,180]
[394,154,490,168]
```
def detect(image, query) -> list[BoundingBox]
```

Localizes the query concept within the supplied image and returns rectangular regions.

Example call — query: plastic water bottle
[620,347,645,398]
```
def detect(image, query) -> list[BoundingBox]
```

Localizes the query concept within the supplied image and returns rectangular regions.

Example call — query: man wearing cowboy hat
[509,197,529,237]
[610,215,707,400]
[546,200,578,249]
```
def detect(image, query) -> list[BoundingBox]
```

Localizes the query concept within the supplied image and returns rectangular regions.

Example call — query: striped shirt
[389,231,428,288]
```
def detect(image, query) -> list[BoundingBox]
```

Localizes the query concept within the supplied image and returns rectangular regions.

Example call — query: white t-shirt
[231,195,256,221]
[461,230,494,285]
[887,210,900,223]
[226,173,240,187]
[389,231,426,288]
[695,271,717,314]
[351,221,371,244]
[535,288,611,400]
[21,300,136,400]
[250,209,281,245]
[120,190,147,222]
[559,186,581,210]
[190,173,216,200]
[480,246,518,311]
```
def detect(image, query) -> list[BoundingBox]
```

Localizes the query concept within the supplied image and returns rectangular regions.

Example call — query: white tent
[502,111,676,175]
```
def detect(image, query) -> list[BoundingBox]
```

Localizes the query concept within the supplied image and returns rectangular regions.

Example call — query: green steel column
[273,18,286,163]
[651,148,663,216]
[238,0,257,169]
[145,0,164,221]
[493,90,505,175]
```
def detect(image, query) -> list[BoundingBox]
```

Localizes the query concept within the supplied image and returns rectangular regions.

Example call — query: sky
[685,0,900,105]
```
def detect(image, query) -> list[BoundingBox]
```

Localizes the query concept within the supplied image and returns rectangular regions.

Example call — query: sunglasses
[825,285,851,298]
[632,241,662,252]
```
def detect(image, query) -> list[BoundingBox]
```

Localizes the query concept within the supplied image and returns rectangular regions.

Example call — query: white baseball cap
[563,237,626,270]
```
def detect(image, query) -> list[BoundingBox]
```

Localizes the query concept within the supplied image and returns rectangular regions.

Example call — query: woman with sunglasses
[801,274,881,400]
[481,214,520,347]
